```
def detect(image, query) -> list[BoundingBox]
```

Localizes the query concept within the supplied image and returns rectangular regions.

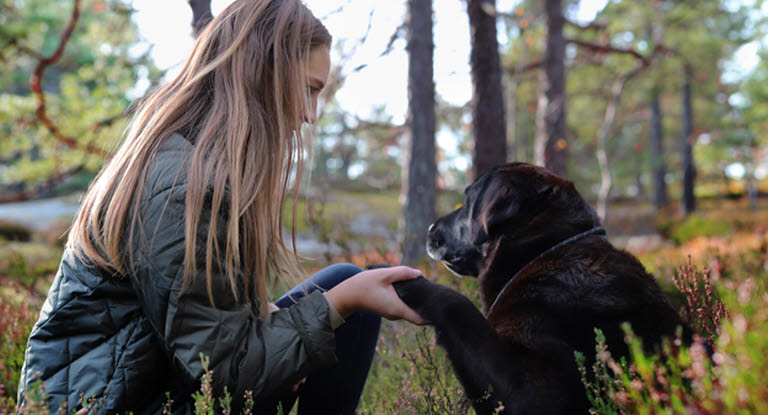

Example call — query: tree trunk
[534,0,567,177]
[505,75,521,163]
[188,0,212,36]
[402,0,436,265]
[467,0,507,179]
[649,90,668,212]
[748,141,758,211]
[681,66,696,214]
[596,62,646,221]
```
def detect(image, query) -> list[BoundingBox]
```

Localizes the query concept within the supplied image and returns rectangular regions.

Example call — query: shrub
[360,326,472,415]
[0,251,39,288]
[0,297,36,412]
[669,216,730,245]
[12,354,260,415]
[672,257,730,346]
[579,256,768,414]
[0,220,32,242]
[576,326,715,415]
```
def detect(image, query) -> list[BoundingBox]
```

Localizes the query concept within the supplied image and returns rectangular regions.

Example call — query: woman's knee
[309,263,363,290]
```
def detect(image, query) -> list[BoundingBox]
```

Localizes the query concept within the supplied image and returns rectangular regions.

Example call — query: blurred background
[0,0,766,261]
[1,1,768,413]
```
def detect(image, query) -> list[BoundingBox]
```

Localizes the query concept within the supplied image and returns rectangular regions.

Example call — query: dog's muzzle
[426,218,482,277]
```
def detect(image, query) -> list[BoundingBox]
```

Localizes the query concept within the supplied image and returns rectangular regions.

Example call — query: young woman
[16,1,423,414]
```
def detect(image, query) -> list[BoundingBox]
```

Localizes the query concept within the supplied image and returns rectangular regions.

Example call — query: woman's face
[303,46,331,124]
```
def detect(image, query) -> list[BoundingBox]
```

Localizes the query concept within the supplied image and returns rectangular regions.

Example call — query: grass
[3,193,768,414]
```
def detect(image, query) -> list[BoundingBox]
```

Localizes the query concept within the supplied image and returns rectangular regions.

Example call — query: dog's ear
[467,165,574,246]
[468,177,521,246]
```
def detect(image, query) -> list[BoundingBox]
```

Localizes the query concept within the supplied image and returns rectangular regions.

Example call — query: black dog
[394,163,692,414]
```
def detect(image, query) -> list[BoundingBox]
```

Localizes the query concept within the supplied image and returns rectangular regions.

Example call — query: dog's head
[426,163,600,277]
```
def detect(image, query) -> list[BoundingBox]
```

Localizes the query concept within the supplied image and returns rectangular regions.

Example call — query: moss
[668,215,731,245]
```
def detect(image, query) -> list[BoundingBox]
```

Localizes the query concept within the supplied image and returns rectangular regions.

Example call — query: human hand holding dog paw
[393,277,481,328]
[325,266,425,325]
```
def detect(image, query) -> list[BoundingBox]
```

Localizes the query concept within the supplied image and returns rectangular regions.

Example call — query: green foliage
[192,354,214,415]
[13,379,49,415]
[0,298,36,410]
[0,0,161,196]
[579,244,768,414]
[499,0,761,204]
[667,215,731,245]
[0,243,62,289]
[359,326,472,414]
[576,325,714,415]
[672,257,730,344]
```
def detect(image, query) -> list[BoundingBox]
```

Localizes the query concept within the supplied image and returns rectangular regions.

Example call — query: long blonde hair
[68,0,331,316]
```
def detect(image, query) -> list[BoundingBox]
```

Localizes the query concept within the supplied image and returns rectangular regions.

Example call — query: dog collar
[486,226,607,316]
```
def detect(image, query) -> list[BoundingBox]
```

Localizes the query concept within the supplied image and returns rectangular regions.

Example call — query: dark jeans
[257,263,381,415]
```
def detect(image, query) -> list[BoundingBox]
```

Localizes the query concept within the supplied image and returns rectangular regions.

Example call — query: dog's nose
[426,225,445,251]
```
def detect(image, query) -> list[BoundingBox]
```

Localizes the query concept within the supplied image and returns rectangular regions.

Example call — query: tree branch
[0,165,85,203]
[1,0,130,202]
[90,112,126,132]
[594,46,661,220]
[30,0,80,147]
[27,0,109,158]
[566,37,648,63]
[505,59,542,76]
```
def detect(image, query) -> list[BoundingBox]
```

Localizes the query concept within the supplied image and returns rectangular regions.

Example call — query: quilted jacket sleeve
[129,179,338,406]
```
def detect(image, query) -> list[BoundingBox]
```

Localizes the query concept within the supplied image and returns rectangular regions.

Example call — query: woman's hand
[325,266,425,325]
[267,302,280,314]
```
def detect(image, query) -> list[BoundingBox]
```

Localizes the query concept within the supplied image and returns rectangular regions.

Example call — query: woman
[16,1,423,414]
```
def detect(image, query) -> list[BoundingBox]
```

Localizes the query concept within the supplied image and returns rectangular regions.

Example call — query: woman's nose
[303,102,318,124]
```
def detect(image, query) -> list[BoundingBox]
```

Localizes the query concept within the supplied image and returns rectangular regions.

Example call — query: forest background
[1,0,768,413]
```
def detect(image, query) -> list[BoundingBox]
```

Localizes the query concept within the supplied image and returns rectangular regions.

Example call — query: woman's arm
[130,183,422,409]
[130,185,337,406]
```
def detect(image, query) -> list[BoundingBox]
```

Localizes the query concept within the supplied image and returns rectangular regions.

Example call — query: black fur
[394,163,692,415]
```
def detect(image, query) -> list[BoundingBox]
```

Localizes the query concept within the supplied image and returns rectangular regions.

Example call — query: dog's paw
[393,277,432,307]
[394,277,476,326]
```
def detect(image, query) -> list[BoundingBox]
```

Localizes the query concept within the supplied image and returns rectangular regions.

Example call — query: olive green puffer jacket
[17,133,338,414]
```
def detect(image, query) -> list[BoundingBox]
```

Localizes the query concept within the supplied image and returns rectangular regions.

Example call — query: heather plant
[189,354,262,415]
[578,255,768,414]
[15,379,49,415]
[576,326,716,415]
[192,354,215,415]
[672,257,730,345]
[0,297,35,410]
[13,354,260,415]
[360,326,472,415]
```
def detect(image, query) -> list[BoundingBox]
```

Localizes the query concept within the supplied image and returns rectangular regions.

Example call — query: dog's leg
[394,277,536,415]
